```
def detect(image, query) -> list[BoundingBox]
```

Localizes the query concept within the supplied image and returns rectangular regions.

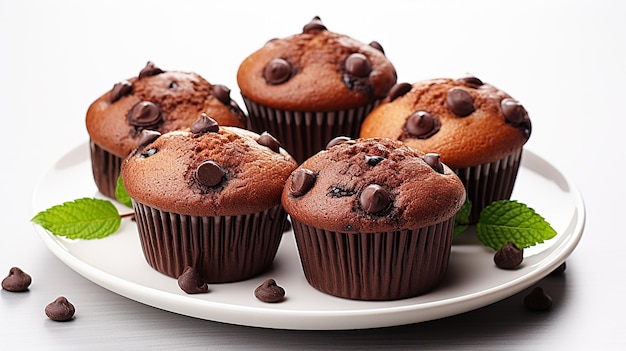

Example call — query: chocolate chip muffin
[360,77,531,223]
[237,16,397,164]
[121,115,297,283]
[281,137,465,300]
[86,61,247,199]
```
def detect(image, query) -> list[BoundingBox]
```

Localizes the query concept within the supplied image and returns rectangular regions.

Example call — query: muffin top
[359,77,532,168]
[237,16,397,112]
[122,115,298,217]
[281,137,465,233]
[86,61,247,158]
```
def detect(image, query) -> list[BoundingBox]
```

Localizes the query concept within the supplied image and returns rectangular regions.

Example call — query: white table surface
[1,0,623,349]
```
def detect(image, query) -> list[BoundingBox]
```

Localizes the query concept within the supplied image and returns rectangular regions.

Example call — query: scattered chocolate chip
[423,153,444,174]
[368,41,385,55]
[290,169,316,197]
[254,279,285,303]
[177,266,208,294]
[457,76,484,87]
[494,242,524,269]
[446,88,475,117]
[303,16,326,32]
[365,155,385,166]
[500,98,528,125]
[345,53,372,78]
[141,148,158,158]
[212,84,232,106]
[45,296,75,322]
[549,261,567,276]
[195,160,225,187]
[109,80,133,103]
[128,101,162,127]
[524,287,552,311]
[403,111,440,139]
[329,185,354,198]
[136,129,161,149]
[326,136,351,149]
[388,82,412,102]
[263,58,292,85]
[190,113,219,134]
[359,184,391,214]
[2,267,31,292]
[138,61,164,79]
[257,132,281,153]
[168,81,178,89]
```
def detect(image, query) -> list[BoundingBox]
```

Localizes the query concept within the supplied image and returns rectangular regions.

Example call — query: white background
[1,0,624,349]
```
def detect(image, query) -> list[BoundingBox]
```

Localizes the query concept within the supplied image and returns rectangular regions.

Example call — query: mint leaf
[476,200,557,250]
[115,175,132,208]
[31,198,121,240]
[454,197,472,236]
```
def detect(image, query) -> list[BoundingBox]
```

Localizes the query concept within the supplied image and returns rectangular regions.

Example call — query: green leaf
[31,198,121,240]
[453,197,472,236]
[115,175,132,208]
[476,200,557,250]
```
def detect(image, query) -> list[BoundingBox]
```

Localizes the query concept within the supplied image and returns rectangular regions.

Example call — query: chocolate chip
[2,267,31,292]
[141,148,157,158]
[263,58,292,85]
[329,185,354,198]
[549,261,567,276]
[345,53,372,78]
[212,84,232,106]
[388,82,412,102]
[500,98,528,125]
[254,279,285,303]
[423,153,444,174]
[190,113,219,134]
[524,287,552,311]
[195,160,225,187]
[128,101,162,127]
[359,184,391,214]
[138,61,164,79]
[257,132,281,153]
[446,88,475,117]
[403,111,440,139]
[168,81,178,89]
[136,129,161,149]
[290,169,316,197]
[45,296,75,322]
[494,242,524,269]
[110,80,133,103]
[365,155,385,166]
[457,76,484,87]
[302,16,326,32]
[368,41,385,55]
[177,266,208,294]
[325,136,351,149]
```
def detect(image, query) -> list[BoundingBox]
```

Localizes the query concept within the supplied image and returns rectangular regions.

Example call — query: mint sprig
[115,176,132,208]
[32,198,122,240]
[475,200,557,250]
[453,197,472,236]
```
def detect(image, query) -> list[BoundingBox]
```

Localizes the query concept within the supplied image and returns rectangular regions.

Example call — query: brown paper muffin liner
[291,218,455,301]
[241,96,379,164]
[90,140,123,199]
[454,148,523,224]
[133,202,287,283]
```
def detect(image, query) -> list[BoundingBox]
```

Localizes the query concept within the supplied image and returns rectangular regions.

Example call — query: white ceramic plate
[31,143,584,330]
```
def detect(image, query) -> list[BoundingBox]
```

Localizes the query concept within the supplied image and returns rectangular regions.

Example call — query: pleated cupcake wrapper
[291,218,455,301]
[241,96,379,164]
[89,140,123,200]
[454,148,523,224]
[133,201,287,283]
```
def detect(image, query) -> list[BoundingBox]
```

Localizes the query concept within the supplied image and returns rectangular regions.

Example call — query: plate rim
[31,144,585,330]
